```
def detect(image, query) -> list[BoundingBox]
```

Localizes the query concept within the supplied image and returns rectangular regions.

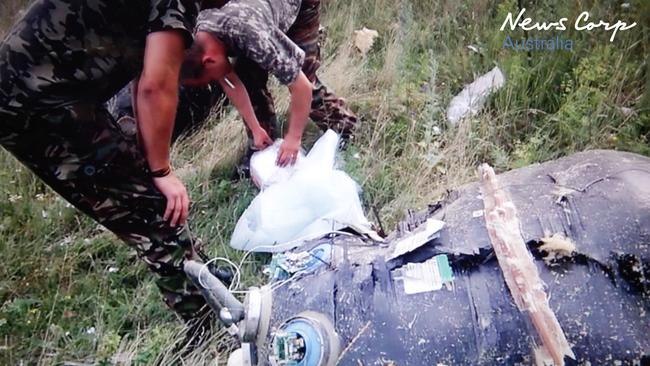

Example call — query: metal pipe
[184,260,245,323]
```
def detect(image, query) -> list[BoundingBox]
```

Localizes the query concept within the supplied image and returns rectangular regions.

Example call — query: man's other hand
[276,134,301,166]
[153,173,190,227]
[252,128,273,150]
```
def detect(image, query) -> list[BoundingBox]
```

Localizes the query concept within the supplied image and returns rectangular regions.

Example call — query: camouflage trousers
[0,0,218,319]
[0,104,213,320]
[0,5,214,321]
[235,0,358,140]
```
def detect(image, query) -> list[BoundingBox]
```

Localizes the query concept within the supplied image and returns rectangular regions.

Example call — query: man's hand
[252,128,273,150]
[277,134,301,166]
[153,173,189,227]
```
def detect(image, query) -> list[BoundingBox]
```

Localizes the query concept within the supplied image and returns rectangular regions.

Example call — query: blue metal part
[281,318,324,366]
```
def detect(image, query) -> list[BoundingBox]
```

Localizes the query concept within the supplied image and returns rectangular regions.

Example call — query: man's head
[181,32,231,87]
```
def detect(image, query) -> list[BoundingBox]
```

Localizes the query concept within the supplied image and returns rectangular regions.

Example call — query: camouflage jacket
[196,0,305,85]
[0,0,201,112]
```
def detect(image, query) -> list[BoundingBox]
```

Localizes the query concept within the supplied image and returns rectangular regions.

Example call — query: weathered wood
[479,163,575,366]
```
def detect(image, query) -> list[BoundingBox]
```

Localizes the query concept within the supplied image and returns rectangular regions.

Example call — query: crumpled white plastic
[249,141,306,190]
[446,66,505,126]
[230,130,378,252]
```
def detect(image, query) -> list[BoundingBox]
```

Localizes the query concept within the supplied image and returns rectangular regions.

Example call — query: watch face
[117,115,138,137]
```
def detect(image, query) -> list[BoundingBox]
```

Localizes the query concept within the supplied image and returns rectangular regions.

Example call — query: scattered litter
[619,106,636,117]
[108,266,119,273]
[58,236,73,247]
[395,254,454,295]
[231,130,379,252]
[267,244,331,281]
[388,218,444,260]
[85,326,96,335]
[472,210,484,218]
[353,27,379,55]
[8,194,22,203]
[467,45,481,54]
[447,66,505,126]
[539,233,576,265]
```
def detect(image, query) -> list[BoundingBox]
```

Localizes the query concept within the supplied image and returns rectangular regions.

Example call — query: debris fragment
[353,27,379,55]
[539,233,576,265]
[388,218,444,260]
[395,254,453,295]
[467,45,481,54]
[552,185,577,203]
[268,244,331,280]
[618,106,636,117]
[447,66,505,126]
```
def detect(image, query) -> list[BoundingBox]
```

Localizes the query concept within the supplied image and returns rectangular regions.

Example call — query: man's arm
[277,71,312,166]
[218,70,273,150]
[137,30,189,227]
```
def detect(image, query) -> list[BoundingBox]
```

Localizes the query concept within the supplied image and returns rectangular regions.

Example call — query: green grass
[1,0,649,364]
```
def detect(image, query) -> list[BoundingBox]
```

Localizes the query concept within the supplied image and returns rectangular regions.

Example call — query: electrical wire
[198,256,242,291]
[196,229,367,296]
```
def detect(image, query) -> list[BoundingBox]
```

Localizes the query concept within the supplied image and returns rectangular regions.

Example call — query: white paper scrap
[389,218,445,260]
[400,255,454,295]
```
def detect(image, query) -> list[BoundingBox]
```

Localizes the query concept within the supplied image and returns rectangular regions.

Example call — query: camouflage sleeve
[147,0,201,47]
[263,30,306,85]
[234,27,305,85]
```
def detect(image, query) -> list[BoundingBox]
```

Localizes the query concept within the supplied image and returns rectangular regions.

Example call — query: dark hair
[180,42,206,80]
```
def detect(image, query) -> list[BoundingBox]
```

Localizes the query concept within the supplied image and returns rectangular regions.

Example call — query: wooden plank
[479,164,575,366]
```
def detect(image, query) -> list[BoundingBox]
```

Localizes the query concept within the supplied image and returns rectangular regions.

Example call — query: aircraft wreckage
[185,149,650,366]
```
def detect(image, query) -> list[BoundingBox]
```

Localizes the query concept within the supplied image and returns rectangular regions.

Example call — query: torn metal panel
[231,150,650,365]
[432,150,650,265]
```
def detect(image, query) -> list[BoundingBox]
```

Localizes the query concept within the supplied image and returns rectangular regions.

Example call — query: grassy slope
[1,0,648,364]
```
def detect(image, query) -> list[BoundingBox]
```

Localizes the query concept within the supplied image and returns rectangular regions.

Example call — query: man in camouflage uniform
[182,0,358,165]
[0,0,223,322]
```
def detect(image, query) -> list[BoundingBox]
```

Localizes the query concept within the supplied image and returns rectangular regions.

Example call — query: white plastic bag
[446,66,505,125]
[249,140,305,189]
[230,130,377,252]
